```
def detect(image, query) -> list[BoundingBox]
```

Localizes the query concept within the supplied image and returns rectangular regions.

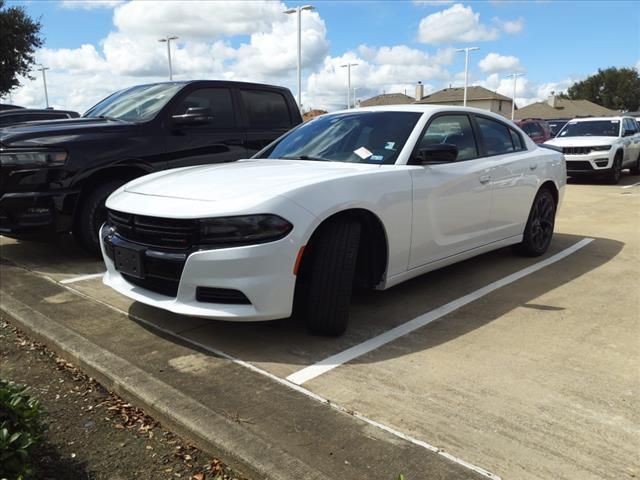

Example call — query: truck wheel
[73,180,126,256]
[514,188,556,257]
[604,154,622,185]
[296,218,361,336]
[630,153,640,175]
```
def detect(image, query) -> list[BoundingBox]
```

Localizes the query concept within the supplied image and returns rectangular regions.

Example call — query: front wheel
[73,180,126,256]
[294,218,361,336]
[514,188,556,257]
[629,152,640,175]
[604,155,622,184]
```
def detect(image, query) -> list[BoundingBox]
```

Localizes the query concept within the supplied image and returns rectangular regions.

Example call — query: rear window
[476,116,516,155]
[241,89,292,129]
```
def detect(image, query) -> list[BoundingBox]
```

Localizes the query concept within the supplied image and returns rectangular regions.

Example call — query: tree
[0,0,43,97]
[566,67,640,112]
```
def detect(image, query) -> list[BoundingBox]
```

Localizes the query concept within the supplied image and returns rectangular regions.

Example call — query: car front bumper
[564,152,614,175]
[0,191,77,238]
[100,225,300,322]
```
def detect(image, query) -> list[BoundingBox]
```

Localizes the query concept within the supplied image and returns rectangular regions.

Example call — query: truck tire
[73,180,126,256]
[514,188,556,257]
[630,152,640,175]
[296,218,361,336]
[604,154,622,185]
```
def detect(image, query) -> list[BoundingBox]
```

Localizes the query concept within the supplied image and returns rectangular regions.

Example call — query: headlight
[590,145,612,151]
[199,214,293,247]
[0,150,68,166]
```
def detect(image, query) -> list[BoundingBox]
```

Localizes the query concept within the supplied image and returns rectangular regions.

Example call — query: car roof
[567,116,625,122]
[331,104,516,123]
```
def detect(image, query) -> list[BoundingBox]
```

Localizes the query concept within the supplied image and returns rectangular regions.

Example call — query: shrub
[0,380,46,480]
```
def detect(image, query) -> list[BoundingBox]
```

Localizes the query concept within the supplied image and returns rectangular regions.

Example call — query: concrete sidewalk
[0,261,485,480]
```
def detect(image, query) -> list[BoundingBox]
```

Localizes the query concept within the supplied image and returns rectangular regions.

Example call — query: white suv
[545,116,640,184]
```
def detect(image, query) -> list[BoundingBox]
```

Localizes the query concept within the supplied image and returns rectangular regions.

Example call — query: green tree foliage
[566,67,640,112]
[0,0,44,97]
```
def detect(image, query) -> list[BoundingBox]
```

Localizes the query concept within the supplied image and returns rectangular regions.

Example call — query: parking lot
[1,176,639,480]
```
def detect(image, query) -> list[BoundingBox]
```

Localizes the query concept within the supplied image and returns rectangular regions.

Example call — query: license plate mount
[114,244,145,279]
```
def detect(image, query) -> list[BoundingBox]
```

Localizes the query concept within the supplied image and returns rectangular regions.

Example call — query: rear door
[239,89,297,155]
[409,113,493,268]
[163,86,247,169]
[474,114,538,240]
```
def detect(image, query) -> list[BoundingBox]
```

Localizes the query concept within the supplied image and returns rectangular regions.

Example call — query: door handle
[479,175,491,184]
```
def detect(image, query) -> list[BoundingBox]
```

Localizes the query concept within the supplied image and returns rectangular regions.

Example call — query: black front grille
[562,146,591,155]
[123,273,180,297]
[107,210,198,250]
[566,161,593,171]
[196,287,251,305]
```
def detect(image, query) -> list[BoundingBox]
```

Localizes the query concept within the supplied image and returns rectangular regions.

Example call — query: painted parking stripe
[40,273,501,479]
[59,272,105,284]
[287,237,594,386]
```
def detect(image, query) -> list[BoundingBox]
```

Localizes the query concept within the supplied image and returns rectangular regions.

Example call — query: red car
[516,118,553,144]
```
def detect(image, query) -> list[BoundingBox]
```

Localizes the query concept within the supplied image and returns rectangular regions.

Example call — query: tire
[515,188,556,257]
[604,154,622,185]
[630,152,640,175]
[295,218,361,336]
[73,180,126,256]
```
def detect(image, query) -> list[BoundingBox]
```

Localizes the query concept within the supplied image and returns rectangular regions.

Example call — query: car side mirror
[412,143,458,165]
[171,107,213,126]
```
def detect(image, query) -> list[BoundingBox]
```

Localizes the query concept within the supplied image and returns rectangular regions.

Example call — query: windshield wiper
[280,155,332,162]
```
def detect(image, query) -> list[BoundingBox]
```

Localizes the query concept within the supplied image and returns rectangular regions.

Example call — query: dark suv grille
[562,146,591,155]
[107,210,198,250]
[566,161,593,171]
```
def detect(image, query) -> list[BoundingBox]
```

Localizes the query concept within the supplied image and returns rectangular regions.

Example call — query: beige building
[359,93,415,107]
[415,86,514,117]
[514,95,618,120]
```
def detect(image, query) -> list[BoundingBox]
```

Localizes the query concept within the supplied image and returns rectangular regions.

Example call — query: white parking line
[286,237,594,386]
[621,182,640,189]
[59,272,105,284]
[42,272,502,480]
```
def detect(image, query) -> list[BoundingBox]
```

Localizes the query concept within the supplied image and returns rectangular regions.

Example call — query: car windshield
[257,111,422,165]
[558,120,620,137]
[83,83,184,122]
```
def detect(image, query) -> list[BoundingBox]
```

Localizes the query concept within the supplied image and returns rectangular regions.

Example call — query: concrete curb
[1,292,327,480]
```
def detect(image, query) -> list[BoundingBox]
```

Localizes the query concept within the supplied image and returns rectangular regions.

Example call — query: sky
[3,0,640,113]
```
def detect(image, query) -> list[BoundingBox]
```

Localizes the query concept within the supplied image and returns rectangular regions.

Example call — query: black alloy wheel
[515,188,556,257]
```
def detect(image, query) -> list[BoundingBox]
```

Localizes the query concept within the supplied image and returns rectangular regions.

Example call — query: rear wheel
[73,180,126,256]
[604,154,622,184]
[629,152,640,175]
[295,218,361,336]
[515,188,556,257]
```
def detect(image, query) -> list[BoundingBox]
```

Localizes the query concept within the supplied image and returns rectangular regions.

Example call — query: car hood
[545,136,617,147]
[123,159,379,202]
[0,117,134,147]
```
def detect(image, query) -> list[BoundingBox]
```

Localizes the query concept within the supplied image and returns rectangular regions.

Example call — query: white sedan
[100,105,566,336]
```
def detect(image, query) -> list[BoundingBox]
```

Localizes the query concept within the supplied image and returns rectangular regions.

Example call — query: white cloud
[478,52,523,74]
[413,0,455,5]
[476,73,579,108]
[635,59,640,71]
[417,3,523,44]
[60,0,124,10]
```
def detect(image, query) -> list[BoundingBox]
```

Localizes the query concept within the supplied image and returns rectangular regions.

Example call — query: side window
[476,116,516,156]
[510,129,525,150]
[173,88,234,129]
[240,89,291,129]
[419,114,478,161]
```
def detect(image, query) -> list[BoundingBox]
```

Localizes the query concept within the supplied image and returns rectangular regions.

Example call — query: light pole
[455,47,479,106]
[352,87,359,108]
[508,72,525,120]
[158,36,179,81]
[284,5,314,108]
[36,65,50,108]
[340,63,358,109]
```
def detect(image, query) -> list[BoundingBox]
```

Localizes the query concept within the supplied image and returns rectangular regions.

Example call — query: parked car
[547,119,568,137]
[100,105,566,336]
[0,108,79,127]
[0,80,302,253]
[545,116,640,183]
[515,118,553,144]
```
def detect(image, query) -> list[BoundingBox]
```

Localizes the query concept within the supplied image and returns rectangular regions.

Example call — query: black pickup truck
[0,80,302,253]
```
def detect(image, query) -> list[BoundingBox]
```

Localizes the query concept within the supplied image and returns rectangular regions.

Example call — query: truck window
[240,90,291,129]
[173,88,235,129]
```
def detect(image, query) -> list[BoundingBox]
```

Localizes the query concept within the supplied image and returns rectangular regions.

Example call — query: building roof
[514,97,618,120]
[302,109,327,121]
[359,93,415,107]
[415,86,512,104]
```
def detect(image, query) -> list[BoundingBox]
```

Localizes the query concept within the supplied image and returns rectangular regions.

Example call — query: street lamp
[508,72,525,120]
[284,5,314,108]
[36,64,50,108]
[352,87,359,108]
[158,36,179,81]
[340,63,358,110]
[455,47,479,106]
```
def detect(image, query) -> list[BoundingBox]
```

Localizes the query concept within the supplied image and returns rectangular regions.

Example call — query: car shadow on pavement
[127,232,624,369]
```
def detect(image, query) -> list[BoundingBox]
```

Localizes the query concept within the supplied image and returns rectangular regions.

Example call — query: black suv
[0,80,302,253]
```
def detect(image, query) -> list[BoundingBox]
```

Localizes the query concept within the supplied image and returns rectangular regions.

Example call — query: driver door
[409,113,493,268]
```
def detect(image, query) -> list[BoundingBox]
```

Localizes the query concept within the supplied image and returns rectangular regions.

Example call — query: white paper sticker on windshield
[385,142,396,150]
[354,146,373,159]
